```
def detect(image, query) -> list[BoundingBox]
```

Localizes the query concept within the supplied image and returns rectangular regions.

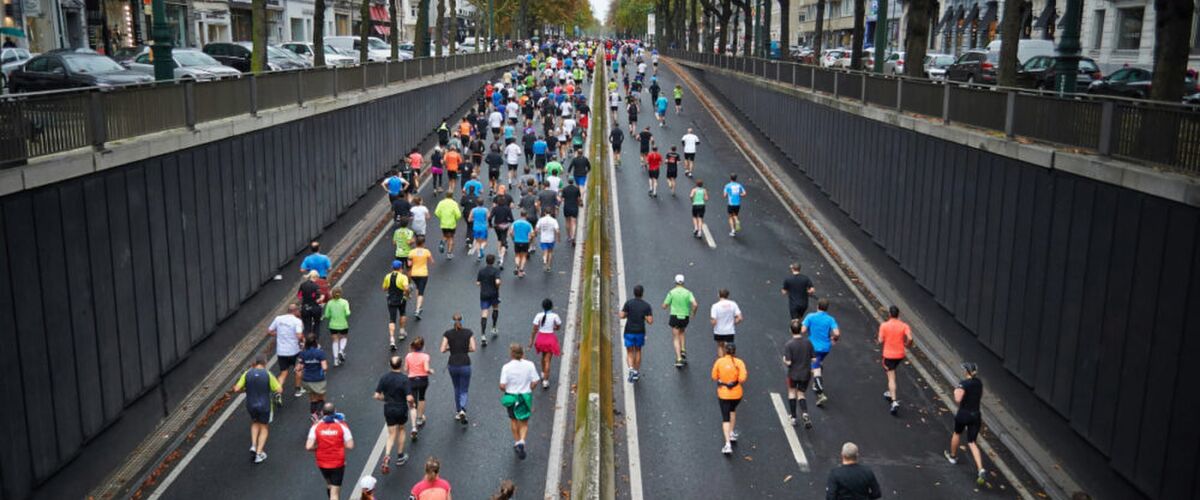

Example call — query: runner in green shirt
[394,221,415,262]
[672,84,684,114]
[434,192,463,259]
[661,274,699,367]
[544,160,564,179]
[322,287,352,366]
[689,180,709,239]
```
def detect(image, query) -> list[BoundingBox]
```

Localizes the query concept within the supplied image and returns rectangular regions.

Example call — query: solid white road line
[348,426,390,500]
[607,86,645,500]
[543,68,598,500]
[769,392,810,473]
[701,223,717,249]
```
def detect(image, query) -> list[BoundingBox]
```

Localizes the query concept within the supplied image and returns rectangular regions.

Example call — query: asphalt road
[159,129,580,499]
[606,62,1020,499]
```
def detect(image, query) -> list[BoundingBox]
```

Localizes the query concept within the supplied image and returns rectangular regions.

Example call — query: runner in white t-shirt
[681,128,701,177]
[535,214,560,272]
[709,289,743,357]
[268,304,306,398]
[529,298,563,389]
[499,344,540,460]
[504,142,523,187]
[409,198,430,237]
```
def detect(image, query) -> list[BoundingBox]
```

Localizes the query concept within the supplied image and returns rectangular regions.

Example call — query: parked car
[1186,92,1200,104]
[276,45,313,68]
[820,49,846,68]
[126,48,241,81]
[325,36,398,62]
[6,48,153,92]
[945,50,998,84]
[985,39,1055,66]
[1,46,33,90]
[1015,55,1102,92]
[281,42,357,66]
[883,51,905,74]
[924,53,956,80]
[111,45,149,66]
[1086,67,1200,100]
[202,42,306,72]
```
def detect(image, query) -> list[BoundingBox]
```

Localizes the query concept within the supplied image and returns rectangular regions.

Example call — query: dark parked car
[1015,55,1102,92]
[203,42,305,72]
[945,50,998,85]
[6,49,153,93]
[111,45,149,66]
[1087,67,1200,100]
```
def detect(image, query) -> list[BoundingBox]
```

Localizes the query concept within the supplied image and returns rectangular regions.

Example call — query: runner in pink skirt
[529,298,562,390]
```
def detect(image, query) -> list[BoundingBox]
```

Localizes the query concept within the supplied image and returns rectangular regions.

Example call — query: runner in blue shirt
[801,298,840,408]
[511,212,534,278]
[380,169,408,201]
[463,177,484,198]
[655,95,670,127]
[296,335,329,420]
[468,200,490,261]
[492,87,504,109]
[722,174,747,237]
[533,137,548,171]
[300,241,332,278]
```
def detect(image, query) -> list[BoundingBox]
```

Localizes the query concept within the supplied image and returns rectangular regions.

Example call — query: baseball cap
[357,476,377,491]
[392,260,403,270]
[674,274,685,284]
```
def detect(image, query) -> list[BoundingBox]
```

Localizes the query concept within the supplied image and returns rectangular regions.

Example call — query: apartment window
[1192,7,1200,53]
[1115,7,1143,50]
[1091,9,1105,49]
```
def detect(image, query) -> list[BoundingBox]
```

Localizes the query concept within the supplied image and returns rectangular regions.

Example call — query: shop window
[1115,7,1142,50]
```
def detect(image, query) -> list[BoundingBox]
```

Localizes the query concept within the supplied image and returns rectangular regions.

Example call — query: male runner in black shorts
[782,319,814,429]
[374,355,415,473]
[664,146,681,195]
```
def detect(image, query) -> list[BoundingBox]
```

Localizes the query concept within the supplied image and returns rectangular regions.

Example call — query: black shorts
[388,302,407,322]
[788,304,808,321]
[786,377,810,391]
[719,398,741,422]
[320,466,345,487]
[515,242,530,254]
[563,206,579,219]
[507,162,519,171]
[954,411,982,443]
[666,165,678,178]
[648,168,660,179]
[384,404,408,426]
[277,354,297,371]
[727,205,741,215]
[329,328,348,336]
[668,316,690,329]
[491,127,501,137]
[447,170,459,180]
[713,334,735,344]
[535,155,547,169]
[412,276,429,295]
[489,168,501,181]
[612,144,622,153]
[640,147,650,155]
[684,152,695,161]
[691,205,706,218]
[442,227,456,238]
[628,115,638,123]
[409,376,429,401]
[882,357,904,371]
[495,228,510,246]
[674,98,682,105]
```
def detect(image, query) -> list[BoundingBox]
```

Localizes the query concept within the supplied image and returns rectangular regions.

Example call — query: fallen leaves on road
[783,475,793,483]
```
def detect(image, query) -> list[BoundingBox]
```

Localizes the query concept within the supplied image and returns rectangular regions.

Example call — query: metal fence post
[861,73,867,102]
[333,66,339,97]
[248,74,258,116]
[896,78,903,111]
[383,61,390,86]
[361,64,368,91]
[296,70,305,106]
[1098,101,1115,155]
[810,66,816,90]
[834,71,840,98]
[1004,91,1016,137]
[791,63,797,85]
[87,91,107,149]
[184,81,196,129]
[942,84,951,124]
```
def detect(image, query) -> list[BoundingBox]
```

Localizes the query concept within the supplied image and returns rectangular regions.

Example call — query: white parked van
[325,36,397,62]
[985,39,1056,65]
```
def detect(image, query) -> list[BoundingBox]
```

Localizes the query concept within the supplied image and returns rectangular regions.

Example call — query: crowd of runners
[227,37,995,500]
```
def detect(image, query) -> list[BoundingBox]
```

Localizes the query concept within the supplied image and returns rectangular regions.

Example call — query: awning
[935,7,955,35]
[980,1,998,25]
[370,5,391,37]
[965,3,980,25]
[1034,0,1055,28]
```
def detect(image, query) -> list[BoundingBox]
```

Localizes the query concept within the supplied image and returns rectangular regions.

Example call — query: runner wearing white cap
[661,274,698,368]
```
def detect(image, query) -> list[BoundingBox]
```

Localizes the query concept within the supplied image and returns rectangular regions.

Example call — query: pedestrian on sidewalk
[374,355,414,474]
[233,356,281,464]
[619,284,654,382]
[500,343,541,460]
[877,306,913,416]
[477,254,503,345]
[298,270,327,338]
[410,456,452,499]
[405,336,433,440]
[781,262,816,320]
[711,342,747,456]
[306,402,354,500]
[529,298,563,390]
[689,180,708,239]
[268,303,305,399]
[782,319,814,429]
[661,274,698,368]
[297,335,329,422]
[323,287,351,367]
[802,298,840,408]
[709,289,743,357]
[441,313,477,424]
[382,260,412,349]
[944,362,988,486]
[825,442,882,499]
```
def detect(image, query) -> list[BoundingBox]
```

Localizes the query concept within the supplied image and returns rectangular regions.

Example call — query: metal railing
[0,50,513,168]
[664,49,1200,174]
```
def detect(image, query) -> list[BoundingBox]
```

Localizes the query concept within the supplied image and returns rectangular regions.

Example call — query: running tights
[448,364,472,412]
[814,376,825,394]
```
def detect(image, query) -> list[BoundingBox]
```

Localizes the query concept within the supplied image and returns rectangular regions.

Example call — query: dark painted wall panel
[693,67,1200,498]
[0,67,493,498]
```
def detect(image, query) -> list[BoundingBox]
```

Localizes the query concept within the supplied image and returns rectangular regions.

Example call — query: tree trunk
[676,0,686,47]
[995,0,1021,84]
[739,0,752,56]
[251,0,266,72]
[389,0,399,60]
[779,0,790,50]
[518,0,528,39]
[850,0,864,69]
[903,0,930,77]
[1150,0,1194,101]
[718,0,732,53]
[314,0,326,66]
[689,0,700,50]
[730,2,740,53]
[436,0,445,56]
[358,0,370,63]
[448,0,457,53]
[814,0,825,56]
[417,0,432,56]
[763,0,772,56]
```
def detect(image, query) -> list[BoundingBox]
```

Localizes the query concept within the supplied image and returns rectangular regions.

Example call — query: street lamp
[150,0,174,81]
[1053,0,1082,94]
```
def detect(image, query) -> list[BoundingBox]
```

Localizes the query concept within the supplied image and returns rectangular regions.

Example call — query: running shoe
[789,416,797,426]
[674,358,683,368]
[438,240,445,253]
[680,349,687,360]
[627,371,636,383]
[396,453,409,466]
[491,327,498,337]
[515,443,527,460]
[333,357,341,367]
[417,416,426,428]
[414,309,422,320]
[890,401,900,416]
[729,430,739,443]
[294,387,306,398]
[254,452,267,464]
[728,231,735,237]
[338,352,346,365]
[943,450,958,465]
[380,458,391,475]
[721,442,732,455]
[542,379,550,390]
[481,336,489,347]
[631,370,640,381]
[816,393,828,407]
[410,429,419,441]
[398,331,407,341]
[447,253,454,260]
[802,413,813,429]
[735,219,741,231]
[460,411,469,424]
[977,469,986,486]
[389,342,397,352]
[883,391,892,402]
[273,393,283,408]
[249,447,256,463]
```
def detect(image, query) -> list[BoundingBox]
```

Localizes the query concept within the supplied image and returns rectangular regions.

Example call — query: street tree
[850,0,865,69]
[903,0,932,77]
[996,0,1022,85]
[1150,0,1195,101]
[314,0,326,66]
[251,0,266,71]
